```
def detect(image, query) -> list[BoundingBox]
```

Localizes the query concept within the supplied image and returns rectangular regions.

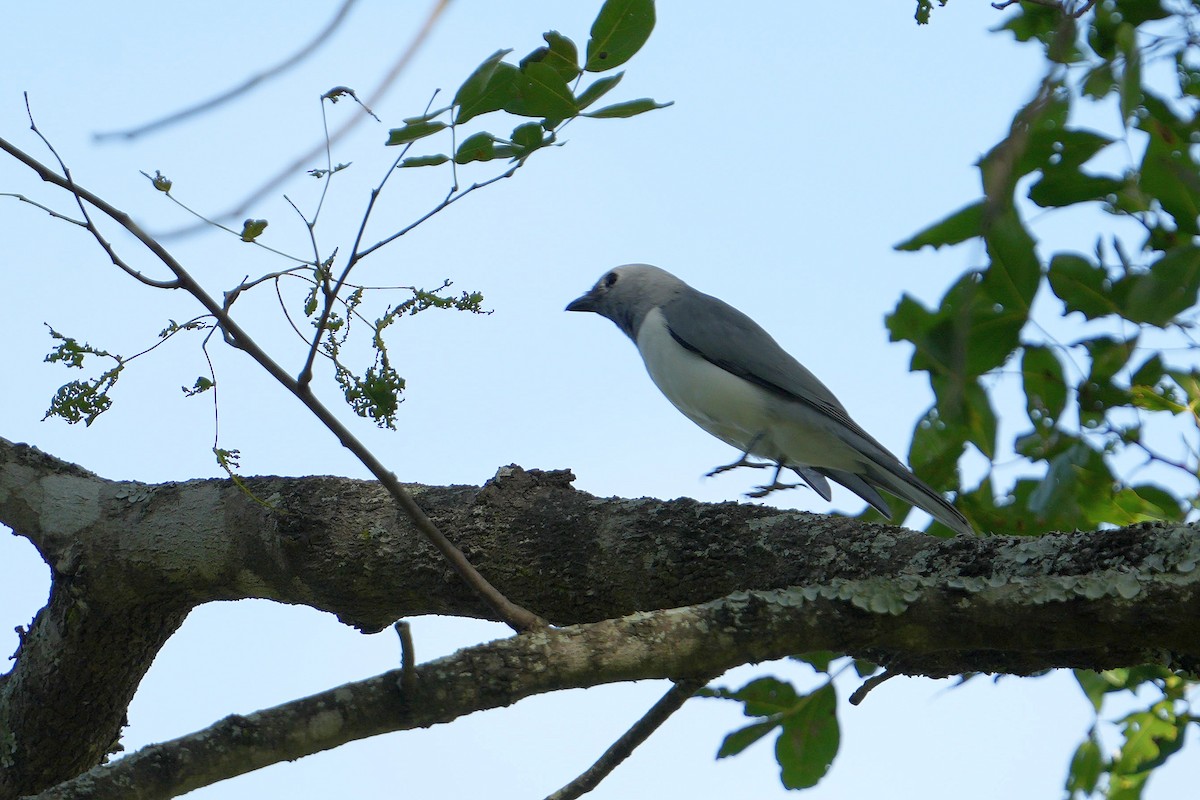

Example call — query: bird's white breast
[634,308,860,470]
[635,308,773,455]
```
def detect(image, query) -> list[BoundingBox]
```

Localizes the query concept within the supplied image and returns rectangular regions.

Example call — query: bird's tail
[860,458,975,536]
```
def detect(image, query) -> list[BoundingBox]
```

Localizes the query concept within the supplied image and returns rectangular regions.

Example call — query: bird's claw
[705,435,771,477]
[746,478,801,499]
[705,453,773,477]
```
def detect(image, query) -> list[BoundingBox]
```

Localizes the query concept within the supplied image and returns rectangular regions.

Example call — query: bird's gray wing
[659,290,881,445]
[661,290,973,535]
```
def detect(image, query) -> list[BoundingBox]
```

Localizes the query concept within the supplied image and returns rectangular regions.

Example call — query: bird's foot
[705,435,770,477]
[745,464,800,498]
[706,453,773,477]
[746,479,802,498]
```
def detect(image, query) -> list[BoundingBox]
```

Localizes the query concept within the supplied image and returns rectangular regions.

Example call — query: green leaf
[398,154,450,168]
[981,207,1040,313]
[509,60,579,120]
[1066,734,1104,796]
[1137,95,1200,236]
[1119,245,1200,327]
[510,122,548,152]
[895,200,984,251]
[1111,485,1184,523]
[181,376,213,397]
[717,720,778,758]
[793,651,837,672]
[908,405,967,492]
[575,71,624,110]
[964,380,998,459]
[454,51,517,124]
[585,0,656,72]
[1074,668,1117,712]
[731,677,800,717]
[1022,344,1067,423]
[453,132,518,164]
[582,97,673,118]
[1047,253,1117,319]
[776,683,839,790]
[385,120,447,146]
[1117,22,1142,122]
[240,219,268,242]
[1030,170,1123,208]
[520,31,580,83]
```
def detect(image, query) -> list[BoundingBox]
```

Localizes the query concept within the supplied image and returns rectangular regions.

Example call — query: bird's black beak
[565,291,597,313]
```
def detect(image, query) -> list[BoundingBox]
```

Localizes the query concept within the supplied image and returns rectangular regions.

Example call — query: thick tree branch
[3,437,1200,797]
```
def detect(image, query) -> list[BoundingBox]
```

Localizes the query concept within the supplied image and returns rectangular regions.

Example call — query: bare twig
[394,621,417,698]
[22,96,180,290]
[93,0,363,141]
[0,193,86,226]
[0,133,544,633]
[544,678,710,800]
[156,0,453,239]
[849,670,895,705]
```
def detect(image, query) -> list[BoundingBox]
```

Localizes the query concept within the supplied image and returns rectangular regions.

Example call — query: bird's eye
[604,272,618,288]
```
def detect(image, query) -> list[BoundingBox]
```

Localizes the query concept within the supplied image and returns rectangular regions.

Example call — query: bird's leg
[705,434,772,477]
[746,463,803,499]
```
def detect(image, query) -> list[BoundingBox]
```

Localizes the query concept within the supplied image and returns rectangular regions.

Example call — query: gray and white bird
[566,264,974,536]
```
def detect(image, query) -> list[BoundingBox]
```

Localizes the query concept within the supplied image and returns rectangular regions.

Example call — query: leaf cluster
[892,0,1200,537]
[384,0,668,169]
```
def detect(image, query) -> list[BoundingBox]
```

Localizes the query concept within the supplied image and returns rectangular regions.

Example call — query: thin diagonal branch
[93,0,363,141]
[0,133,543,633]
[544,677,711,800]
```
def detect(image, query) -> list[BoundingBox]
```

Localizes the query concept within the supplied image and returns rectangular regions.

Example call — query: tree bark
[2,436,1199,798]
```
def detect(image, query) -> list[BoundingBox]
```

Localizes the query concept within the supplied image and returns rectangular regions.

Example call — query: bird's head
[566,264,685,340]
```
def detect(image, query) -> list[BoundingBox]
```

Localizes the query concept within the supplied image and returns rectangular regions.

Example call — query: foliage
[893,0,1200,538]
[40,0,667,444]
[703,678,840,790]
[726,0,1200,794]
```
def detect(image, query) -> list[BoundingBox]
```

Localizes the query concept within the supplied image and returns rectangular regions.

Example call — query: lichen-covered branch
[3,435,1199,798]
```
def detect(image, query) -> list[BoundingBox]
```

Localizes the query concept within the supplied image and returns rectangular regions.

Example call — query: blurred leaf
[1022,344,1067,423]
[1118,245,1200,327]
[1137,94,1200,236]
[1066,734,1104,797]
[776,683,839,790]
[1117,22,1143,122]
[453,49,514,124]
[908,405,967,492]
[964,380,998,459]
[509,60,580,120]
[730,677,800,717]
[520,30,580,83]
[717,721,778,758]
[454,132,517,164]
[995,2,1061,45]
[398,154,450,168]
[582,97,672,118]
[981,207,1040,312]
[576,71,625,109]
[240,219,268,242]
[1112,484,1184,523]
[1047,252,1117,319]
[793,651,837,672]
[510,121,549,152]
[895,200,984,251]
[385,120,447,146]
[585,0,655,72]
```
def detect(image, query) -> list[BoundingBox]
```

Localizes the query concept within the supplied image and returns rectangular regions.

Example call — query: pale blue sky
[2,1,1194,797]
